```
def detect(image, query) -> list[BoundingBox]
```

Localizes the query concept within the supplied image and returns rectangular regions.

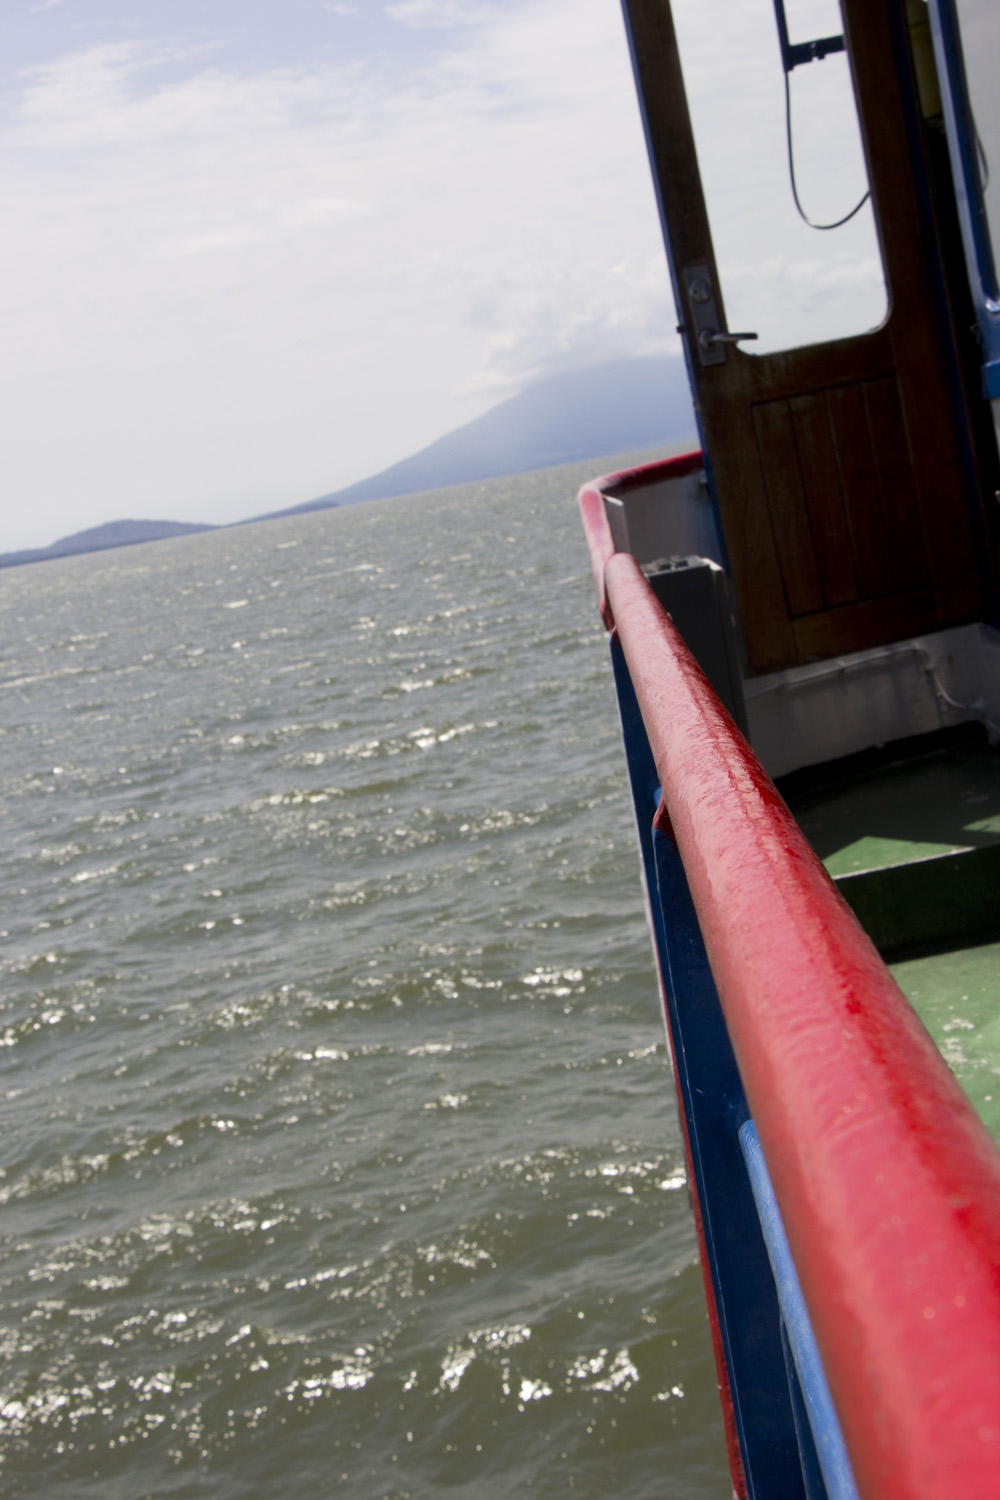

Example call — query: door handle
[698,328,759,351]
[683,264,757,365]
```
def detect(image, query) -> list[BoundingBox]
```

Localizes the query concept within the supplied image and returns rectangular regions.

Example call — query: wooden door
[624,0,988,673]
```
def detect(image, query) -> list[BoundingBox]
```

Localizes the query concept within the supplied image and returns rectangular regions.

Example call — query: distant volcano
[0,519,213,570]
[2,354,696,567]
[258,354,695,519]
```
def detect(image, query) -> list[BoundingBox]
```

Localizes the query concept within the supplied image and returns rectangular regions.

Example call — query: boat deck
[894,941,1000,1145]
[779,724,1000,1145]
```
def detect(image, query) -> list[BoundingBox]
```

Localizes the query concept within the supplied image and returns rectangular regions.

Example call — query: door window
[671,0,888,353]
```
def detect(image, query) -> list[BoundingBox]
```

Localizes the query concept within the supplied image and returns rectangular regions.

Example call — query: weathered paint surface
[603,549,1000,1500]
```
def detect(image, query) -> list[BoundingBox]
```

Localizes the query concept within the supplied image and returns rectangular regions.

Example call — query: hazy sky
[1,0,682,552]
[0,0,886,553]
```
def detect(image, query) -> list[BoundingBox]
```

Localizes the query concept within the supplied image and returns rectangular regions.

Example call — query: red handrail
[578,482,616,631]
[578,450,704,630]
[603,550,1000,1500]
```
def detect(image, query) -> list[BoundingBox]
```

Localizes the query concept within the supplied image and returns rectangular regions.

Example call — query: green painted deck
[783,729,1000,877]
[891,941,1000,1143]
[779,726,1000,1144]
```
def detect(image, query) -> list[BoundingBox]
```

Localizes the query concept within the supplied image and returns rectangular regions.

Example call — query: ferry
[579,3,1000,1497]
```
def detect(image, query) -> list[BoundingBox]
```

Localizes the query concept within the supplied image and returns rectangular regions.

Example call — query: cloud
[0,0,673,547]
[0,0,890,550]
[386,1,484,25]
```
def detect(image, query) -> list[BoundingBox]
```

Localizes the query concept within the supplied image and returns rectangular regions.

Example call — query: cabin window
[671,0,888,354]
[951,0,1000,301]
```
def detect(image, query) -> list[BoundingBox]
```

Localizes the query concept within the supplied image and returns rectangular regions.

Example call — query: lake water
[0,456,730,1499]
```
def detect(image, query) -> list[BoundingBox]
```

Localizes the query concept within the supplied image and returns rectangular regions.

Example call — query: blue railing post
[610,635,819,1500]
[738,1122,860,1500]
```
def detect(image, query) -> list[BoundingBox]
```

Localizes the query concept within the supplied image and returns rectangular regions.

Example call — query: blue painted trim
[982,360,1000,402]
[926,0,1000,378]
[779,1318,830,1500]
[738,1121,861,1500]
[891,0,999,613]
[610,636,812,1500]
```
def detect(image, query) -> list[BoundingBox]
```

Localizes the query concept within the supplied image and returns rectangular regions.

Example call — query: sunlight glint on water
[0,458,729,1499]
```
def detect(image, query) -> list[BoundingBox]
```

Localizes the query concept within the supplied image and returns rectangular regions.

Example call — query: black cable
[783,68,871,231]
